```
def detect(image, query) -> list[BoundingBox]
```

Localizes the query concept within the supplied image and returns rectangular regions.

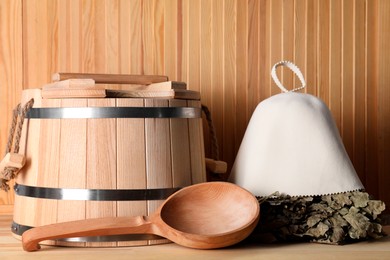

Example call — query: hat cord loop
[271,61,306,93]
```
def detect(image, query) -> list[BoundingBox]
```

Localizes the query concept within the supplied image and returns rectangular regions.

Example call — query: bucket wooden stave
[12,89,206,247]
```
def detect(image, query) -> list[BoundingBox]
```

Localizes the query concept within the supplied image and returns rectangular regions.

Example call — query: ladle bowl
[22,182,260,251]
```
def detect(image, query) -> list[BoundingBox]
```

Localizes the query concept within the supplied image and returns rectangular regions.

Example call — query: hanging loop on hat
[271,61,306,93]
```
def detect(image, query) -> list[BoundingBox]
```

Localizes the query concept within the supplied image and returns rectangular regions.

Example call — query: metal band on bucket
[26,107,201,119]
[14,184,180,201]
[11,221,162,242]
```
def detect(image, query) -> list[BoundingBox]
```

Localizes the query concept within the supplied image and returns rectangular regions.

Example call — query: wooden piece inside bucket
[12,88,206,247]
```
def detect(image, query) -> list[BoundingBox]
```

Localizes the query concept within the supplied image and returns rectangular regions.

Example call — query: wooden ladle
[22,182,260,251]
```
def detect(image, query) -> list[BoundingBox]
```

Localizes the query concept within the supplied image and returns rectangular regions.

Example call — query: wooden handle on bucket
[52,73,169,85]
[205,158,227,174]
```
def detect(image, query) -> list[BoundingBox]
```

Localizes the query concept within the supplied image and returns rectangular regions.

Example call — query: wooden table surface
[1,215,389,260]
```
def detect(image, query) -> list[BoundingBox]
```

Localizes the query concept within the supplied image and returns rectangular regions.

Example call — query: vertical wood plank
[306,0,317,95]
[212,0,224,160]
[341,0,355,159]
[329,0,342,130]
[81,0,95,73]
[259,0,270,101]
[143,0,155,75]
[86,98,117,247]
[0,0,23,206]
[70,0,81,72]
[223,0,237,168]
[116,98,148,246]
[118,0,131,75]
[188,100,207,184]
[282,0,294,90]
[270,0,283,96]
[294,0,306,91]
[353,0,366,181]
[169,100,192,187]
[143,0,164,75]
[58,0,70,72]
[179,0,189,82]
[36,99,61,232]
[145,99,171,245]
[200,0,212,157]
[155,0,165,75]
[94,0,106,74]
[235,0,248,151]
[129,0,143,74]
[22,0,49,88]
[47,0,59,78]
[56,99,87,247]
[317,0,330,105]
[378,0,390,210]
[365,0,379,197]
[105,0,119,89]
[164,0,178,80]
[188,0,201,92]
[248,0,260,116]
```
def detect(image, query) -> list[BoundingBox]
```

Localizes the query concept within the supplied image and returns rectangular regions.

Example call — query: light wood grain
[43,79,95,89]
[223,0,237,169]
[36,99,61,231]
[317,0,330,105]
[293,0,306,95]
[248,0,261,115]
[116,98,148,246]
[144,99,172,245]
[306,0,317,96]
[188,101,206,184]
[270,0,282,97]
[42,88,106,99]
[169,100,192,187]
[86,98,117,247]
[56,98,87,247]
[341,0,354,161]
[365,0,379,198]
[378,0,390,212]
[282,0,294,92]
[188,0,200,93]
[211,0,224,164]
[329,0,342,130]
[52,73,169,85]
[164,0,178,80]
[0,0,23,207]
[200,0,212,157]
[353,0,367,183]
[235,0,248,152]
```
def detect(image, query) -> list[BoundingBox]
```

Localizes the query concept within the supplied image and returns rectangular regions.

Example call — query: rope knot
[0,98,34,191]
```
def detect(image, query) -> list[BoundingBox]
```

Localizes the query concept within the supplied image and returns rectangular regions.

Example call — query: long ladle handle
[22,216,155,252]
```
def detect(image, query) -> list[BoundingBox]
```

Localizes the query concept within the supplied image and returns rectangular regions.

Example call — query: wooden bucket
[11,85,206,247]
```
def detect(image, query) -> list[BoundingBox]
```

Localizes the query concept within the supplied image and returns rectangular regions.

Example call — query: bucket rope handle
[271,61,306,92]
[0,99,34,191]
[201,105,228,179]
[201,105,219,161]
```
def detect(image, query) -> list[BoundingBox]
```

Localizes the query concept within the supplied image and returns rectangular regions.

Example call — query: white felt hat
[229,61,364,197]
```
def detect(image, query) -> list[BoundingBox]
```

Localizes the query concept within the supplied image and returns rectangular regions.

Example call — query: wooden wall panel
[378,0,390,213]
[1,0,390,214]
[0,0,23,213]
